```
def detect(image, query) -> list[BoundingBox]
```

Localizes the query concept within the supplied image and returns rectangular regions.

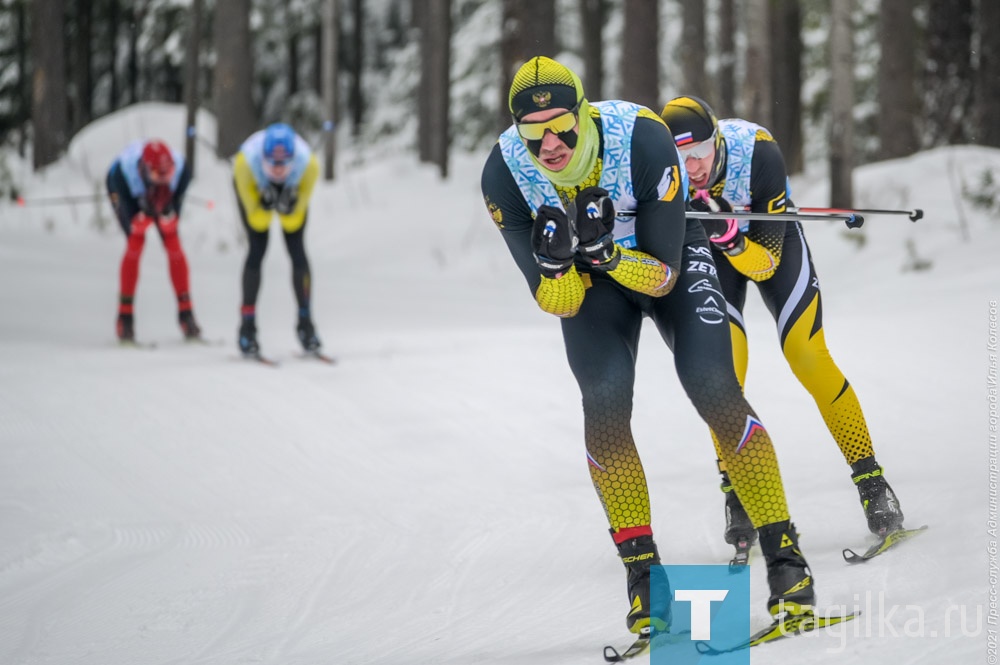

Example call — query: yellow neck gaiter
[529,100,600,190]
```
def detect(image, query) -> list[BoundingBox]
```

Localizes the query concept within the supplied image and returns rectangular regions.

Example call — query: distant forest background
[3,0,998,205]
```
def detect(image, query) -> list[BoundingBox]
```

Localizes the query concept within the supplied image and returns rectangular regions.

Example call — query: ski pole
[616,209,865,228]
[15,193,216,209]
[788,206,923,222]
[15,194,103,207]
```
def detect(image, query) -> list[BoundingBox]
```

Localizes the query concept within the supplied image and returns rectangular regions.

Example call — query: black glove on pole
[531,205,577,278]
[570,186,619,271]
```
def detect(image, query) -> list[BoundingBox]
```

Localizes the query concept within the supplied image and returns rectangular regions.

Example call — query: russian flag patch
[674,131,694,146]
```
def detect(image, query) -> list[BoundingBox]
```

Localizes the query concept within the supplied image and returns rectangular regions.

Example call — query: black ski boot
[615,533,671,635]
[296,317,321,352]
[238,317,260,356]
[720,472,758,547]
[851,457,904,536]
[117,313,135,342]
[758,521,814,617]
[178,309,202,340]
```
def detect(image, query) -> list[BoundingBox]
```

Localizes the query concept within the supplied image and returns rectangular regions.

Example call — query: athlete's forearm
[606,248,676,297]
[534,266,586,317]
[727,239,778,281]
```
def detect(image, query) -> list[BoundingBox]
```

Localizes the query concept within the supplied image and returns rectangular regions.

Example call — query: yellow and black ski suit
[481,102,796,544]
[704,119,875,467]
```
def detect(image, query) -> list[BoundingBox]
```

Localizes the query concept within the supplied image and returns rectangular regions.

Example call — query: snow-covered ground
[0,103,996,664]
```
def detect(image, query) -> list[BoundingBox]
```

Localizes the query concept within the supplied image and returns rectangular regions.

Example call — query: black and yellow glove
[569,186,620,271]
[531,205,577,278]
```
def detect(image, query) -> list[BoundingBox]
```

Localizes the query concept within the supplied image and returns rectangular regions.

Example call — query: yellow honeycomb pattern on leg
[783,294,875,464]
[716,425,790,527]
[584,369,651,531]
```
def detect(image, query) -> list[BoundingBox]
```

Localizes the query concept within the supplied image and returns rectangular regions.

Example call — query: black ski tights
[239,216,312,310]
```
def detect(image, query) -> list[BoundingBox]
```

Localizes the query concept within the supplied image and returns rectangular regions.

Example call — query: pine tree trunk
[742,0,770,127]
[31,0,69,169]
[127,5,139,103]
[829,0,854,207]
[184,0,205,174]
[71,0,93,133]
[877,0,918,159]
[322,0,338,180]
[923,0,973,145]
[716,0,736,118]
[416,2,431,163]
[975,0,1000,147]
[213,0,256,158]
[579,0,604,100]
[424,0,450,178]
[620,0,659,111]
[350,0,363,137]
[680,0,707,101]
[17,0,29,157]
[109,0,119,109]
[769,0,802,174]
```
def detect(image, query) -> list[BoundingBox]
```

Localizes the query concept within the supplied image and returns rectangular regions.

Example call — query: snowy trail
[0,106,995,663]
[0,224,987,664]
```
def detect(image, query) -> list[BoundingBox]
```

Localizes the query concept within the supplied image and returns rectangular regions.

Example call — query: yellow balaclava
[508,56,599,189]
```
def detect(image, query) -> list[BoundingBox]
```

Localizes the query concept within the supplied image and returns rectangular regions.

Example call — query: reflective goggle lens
[516,109,579,141]
[679,131,717,160]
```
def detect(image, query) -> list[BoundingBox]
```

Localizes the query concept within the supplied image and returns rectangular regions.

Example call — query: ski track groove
[1,523,181,661]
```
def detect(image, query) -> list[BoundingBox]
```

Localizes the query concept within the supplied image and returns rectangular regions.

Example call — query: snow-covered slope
[0,103,995,663]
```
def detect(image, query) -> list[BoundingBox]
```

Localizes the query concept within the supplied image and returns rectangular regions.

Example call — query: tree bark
[31,0,69,169]
[680,0,707,102]
[579,0,604,100]
[184,0,205,174]
[975,0,1000,147]
[127,5,139,103]
[923,0,973,145]
[109,0,119,109]
[322,0,338,180]
[350,0,363,137]
[421,0,451,178]
[212,0,256,158]
[716,0,736,118]
[769,0,802,174]
[742,0,770,127]
[829,0,854,207]
[288,3,300,97]
[876,0,918,159]
[71,0,93,133]
[17,0,29,157]
[620,0,659,111]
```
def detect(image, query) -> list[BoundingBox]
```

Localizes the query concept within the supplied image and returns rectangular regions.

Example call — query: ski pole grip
[909,209,924,222]
[845,214,864,229]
